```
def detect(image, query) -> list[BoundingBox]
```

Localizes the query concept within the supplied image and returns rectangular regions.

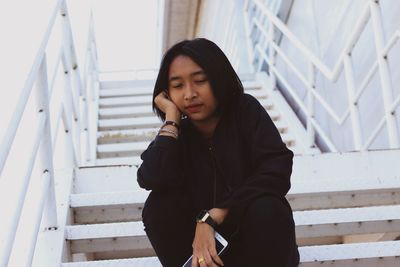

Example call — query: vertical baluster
[61,53,80,164]
[61,2,82,164]
[35,54,58,230]
[306,63,316,150]
[370,0,399,148]
[268,17,276,89]
[343,53,363,150]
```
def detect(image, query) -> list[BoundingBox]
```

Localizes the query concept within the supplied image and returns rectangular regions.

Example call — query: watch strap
[197,210,217,229]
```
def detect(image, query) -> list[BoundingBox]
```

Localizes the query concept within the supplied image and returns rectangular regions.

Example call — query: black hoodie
[137,93,294,228]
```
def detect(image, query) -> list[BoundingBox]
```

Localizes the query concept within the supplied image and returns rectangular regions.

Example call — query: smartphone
[182,231,228,267]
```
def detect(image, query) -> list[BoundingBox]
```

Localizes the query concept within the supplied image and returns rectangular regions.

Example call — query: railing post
[61,1,82,164]
[61,54,80,165]
[369,0,399,148]
[306,63,316,149]
[267,19,276,89]
[34,54,58,230]
[343,53,363,150]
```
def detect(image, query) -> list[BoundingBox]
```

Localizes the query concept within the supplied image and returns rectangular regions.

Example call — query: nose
[183,83,197,100]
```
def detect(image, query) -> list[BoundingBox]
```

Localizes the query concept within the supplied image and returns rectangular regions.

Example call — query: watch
[196,210,217,229]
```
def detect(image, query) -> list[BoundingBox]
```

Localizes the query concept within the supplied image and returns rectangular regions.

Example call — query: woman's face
[168,55,218,123]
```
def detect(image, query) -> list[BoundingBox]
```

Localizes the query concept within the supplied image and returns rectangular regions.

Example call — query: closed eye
[171,83,183,89]
[195,79,207,84]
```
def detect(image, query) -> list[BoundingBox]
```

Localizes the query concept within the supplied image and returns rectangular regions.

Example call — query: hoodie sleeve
[215,94,294,223]
[137,135,185,191]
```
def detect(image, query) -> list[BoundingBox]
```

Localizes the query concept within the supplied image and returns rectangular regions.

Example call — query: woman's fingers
[191,255,198,267]
[204,253,219,267]
[154,91,179,115]
[209,248,224,266]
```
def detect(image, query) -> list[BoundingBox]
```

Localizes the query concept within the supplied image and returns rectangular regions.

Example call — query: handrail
[0,0,63,174]
[245,0,400,151]
[0,0,95,265]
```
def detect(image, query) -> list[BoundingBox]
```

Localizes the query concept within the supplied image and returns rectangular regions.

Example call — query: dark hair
[152,38,244,121]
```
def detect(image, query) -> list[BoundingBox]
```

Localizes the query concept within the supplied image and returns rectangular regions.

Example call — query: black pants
[142,188,300,267]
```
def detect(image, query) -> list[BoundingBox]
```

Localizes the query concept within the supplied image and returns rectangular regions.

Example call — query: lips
[185,104,203,113]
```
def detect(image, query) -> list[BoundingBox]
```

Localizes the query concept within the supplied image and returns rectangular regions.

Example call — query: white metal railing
[244,0,400,152]
[0,0,98,265]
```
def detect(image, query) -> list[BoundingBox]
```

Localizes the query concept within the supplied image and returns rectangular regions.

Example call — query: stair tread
[70,189,400,225]
[97,127,159,138]
[98,91,270,108]
[95,156,142,166]
[98,86,266,99]
[61,257,161,267]
[66,221,145,240]
[67,204,400,240]
[99,106,154,118]
[98,116,160,127]
[99,95,153,107]
[300,240,400,262]
[290,176,400,195]
[100,87,154,98]
[294,204,400,225]
[61,241,400,266]
[70,190,150,208]
[97,141,150,153]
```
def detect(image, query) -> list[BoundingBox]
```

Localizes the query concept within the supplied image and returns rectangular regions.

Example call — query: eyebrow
[169,70,206,82]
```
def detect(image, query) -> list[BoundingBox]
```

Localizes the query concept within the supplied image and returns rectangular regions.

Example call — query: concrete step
[100,79,155,90]
[74,165,141,194]
[70,190,150,224]
[299,240,400,266]
[96,130,295,158]
[62,257,162,267]
[98,91,272,109]
[98,117,161,131]
[61,241,400,267]
[97,128,159,144]
[98,85,265,108]
[100,87,154,98]
[97,115,287,133]
[65,221,152,255]
[98,95,275,121]
[95,156,142,167]
[60,240,400,267]
[99,79,260,90]
[99,95,153,108]
[97,141,150,158]
[99,106,154,119]
[66,207,400,254]
[289,176,400,211]
[99,80,264,99]
[97,114,288,145]
[70,173,400,224]
[294,204,400,239]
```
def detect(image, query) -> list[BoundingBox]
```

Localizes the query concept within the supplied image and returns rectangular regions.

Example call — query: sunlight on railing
[244,0,400,152]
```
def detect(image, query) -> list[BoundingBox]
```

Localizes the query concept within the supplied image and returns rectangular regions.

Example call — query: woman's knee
[142,188,194,229]
[243,195,294,229]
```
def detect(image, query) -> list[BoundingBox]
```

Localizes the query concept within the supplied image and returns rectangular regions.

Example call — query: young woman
[137,38,299,267]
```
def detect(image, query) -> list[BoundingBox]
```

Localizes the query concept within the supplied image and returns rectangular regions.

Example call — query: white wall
[195,0,254,74]
[276,0,400,152]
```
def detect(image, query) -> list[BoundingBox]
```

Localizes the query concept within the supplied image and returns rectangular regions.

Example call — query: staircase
[3,1,400,266]
[57,74,400,266]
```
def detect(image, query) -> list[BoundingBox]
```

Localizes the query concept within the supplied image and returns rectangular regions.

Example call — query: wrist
[165,107,181,122]
[208,208,229,225]
[196,210,217,229]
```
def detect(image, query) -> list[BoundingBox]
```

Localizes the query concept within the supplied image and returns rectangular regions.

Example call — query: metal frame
[244,0,400,152]
[0,0,99,265]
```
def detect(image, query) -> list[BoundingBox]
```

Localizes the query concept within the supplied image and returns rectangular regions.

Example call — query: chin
[187,113,207,121]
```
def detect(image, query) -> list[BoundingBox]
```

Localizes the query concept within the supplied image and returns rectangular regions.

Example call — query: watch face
[197,210,209,221]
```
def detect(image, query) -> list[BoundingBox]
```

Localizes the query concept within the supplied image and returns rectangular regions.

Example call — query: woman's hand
[154,91,181,118]
[191,223,224,267]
